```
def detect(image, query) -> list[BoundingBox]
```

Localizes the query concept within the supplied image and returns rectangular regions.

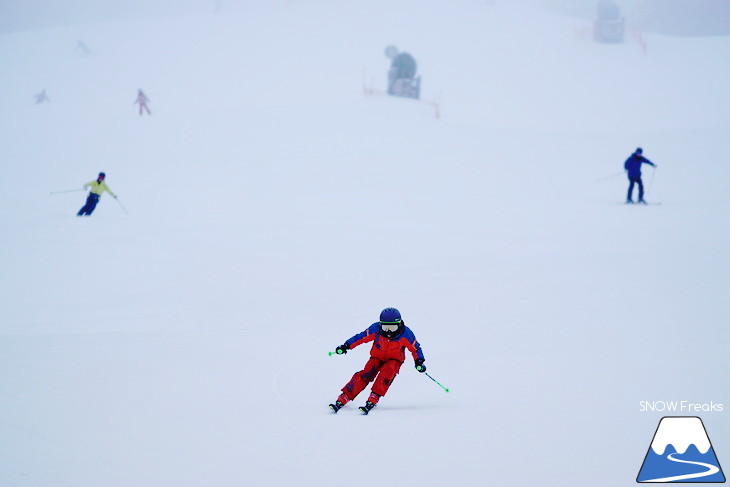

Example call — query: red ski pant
[341,357,402,403]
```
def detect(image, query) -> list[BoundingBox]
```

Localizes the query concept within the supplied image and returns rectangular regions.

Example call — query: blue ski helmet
[380,308,404,340]
[380,307,402,324]
[379,307,403,338]
[635,147,643,154]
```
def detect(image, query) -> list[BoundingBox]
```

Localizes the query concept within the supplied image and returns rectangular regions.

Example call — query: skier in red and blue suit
[329,307,426,414]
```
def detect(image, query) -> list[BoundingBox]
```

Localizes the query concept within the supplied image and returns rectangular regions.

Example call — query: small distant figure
[624,148,657,204]
[75,40,91,56]
[385,45,420,99]
[594,0,624,43]
[33,89,50,104]
[77,172,117,216]
[135,89,151,116]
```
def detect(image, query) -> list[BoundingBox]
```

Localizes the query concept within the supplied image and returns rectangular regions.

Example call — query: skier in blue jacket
[624,148,657,204]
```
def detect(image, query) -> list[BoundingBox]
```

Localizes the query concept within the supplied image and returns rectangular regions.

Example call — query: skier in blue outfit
[624,148,657,204]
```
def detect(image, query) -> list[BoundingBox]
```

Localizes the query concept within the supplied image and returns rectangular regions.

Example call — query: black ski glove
[415,358,426,373]
[335,344,349,355]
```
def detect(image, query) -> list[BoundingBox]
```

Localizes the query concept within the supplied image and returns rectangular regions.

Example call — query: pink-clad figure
[134,89,151,116]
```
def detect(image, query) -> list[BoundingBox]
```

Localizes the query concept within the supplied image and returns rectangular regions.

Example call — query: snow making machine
[594,0,625,43]
[385,45,421,100]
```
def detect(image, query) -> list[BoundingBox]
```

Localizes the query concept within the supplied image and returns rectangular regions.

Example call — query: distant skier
[75,40,91,56]
[329,307,426,414]
[77,172,117,216]
[624,147,657,204]
[33,89,50,104]
[135,89,151,116]
[385,45,420,99]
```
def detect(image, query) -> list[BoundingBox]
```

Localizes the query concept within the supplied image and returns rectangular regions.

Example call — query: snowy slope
[1,1,729,486]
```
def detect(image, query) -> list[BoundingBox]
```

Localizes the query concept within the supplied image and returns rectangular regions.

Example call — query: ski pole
[50,188,85,194]
[114,197,128,215]
[595,171,624,183]
[424,371,450,393]
[646,166,657,195]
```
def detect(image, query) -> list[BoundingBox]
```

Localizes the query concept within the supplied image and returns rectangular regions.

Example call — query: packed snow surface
[1,1,729,486]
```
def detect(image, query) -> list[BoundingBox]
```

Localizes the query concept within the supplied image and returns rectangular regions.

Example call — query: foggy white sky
[0,0,210,33]
[539,0,730,35]
[1,0,729,36]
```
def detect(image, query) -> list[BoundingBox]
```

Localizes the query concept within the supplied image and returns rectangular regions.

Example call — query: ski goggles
[380,322,400,332]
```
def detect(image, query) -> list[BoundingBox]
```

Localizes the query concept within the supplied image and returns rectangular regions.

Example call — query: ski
[358,402,376,415]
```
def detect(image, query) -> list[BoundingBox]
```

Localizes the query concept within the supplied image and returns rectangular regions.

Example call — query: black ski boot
[329,401,344,413]
[358,401,376,415]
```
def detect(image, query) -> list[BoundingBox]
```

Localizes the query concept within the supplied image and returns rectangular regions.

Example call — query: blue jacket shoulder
[401,325,417,342]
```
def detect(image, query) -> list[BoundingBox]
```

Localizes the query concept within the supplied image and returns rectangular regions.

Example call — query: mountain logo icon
[637,416,726,483]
